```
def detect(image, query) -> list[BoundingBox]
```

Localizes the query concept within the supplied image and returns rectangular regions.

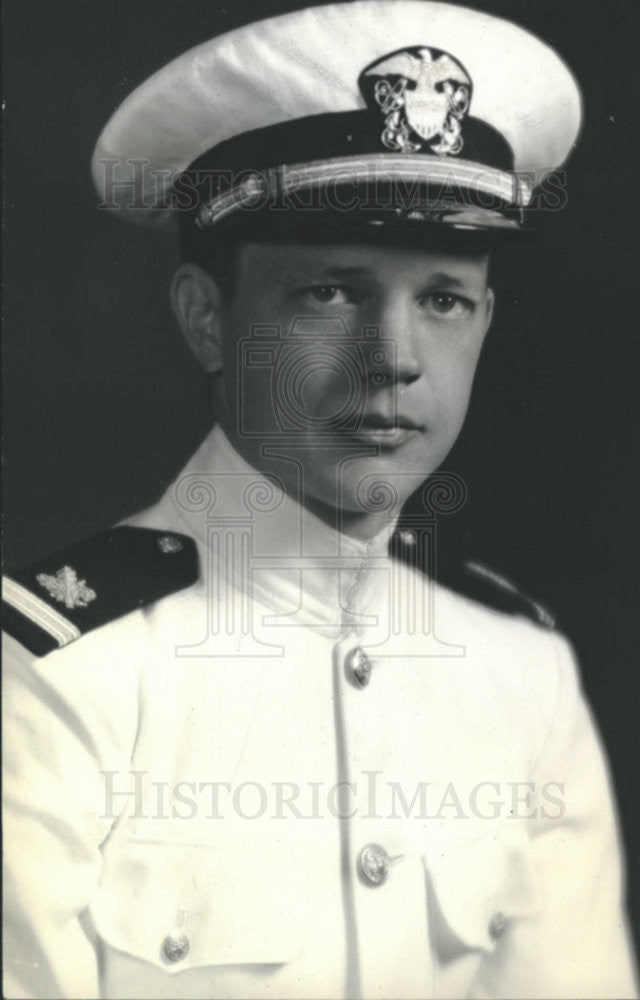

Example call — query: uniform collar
[162,425,395,634]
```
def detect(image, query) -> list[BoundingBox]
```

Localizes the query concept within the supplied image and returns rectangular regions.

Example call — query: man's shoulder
[2,526,199,658]
[404,549,573,707]
[436,557,557,631]
[391,531,557,633]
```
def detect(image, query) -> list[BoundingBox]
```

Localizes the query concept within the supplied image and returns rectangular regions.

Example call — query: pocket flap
[91,830,302,973]
[423,824,536,952]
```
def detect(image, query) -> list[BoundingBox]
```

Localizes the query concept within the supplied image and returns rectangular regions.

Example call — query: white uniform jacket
[3,426,638,999]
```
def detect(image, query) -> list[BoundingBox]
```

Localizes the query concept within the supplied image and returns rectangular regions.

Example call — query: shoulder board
[449,558,556,629]
[2,527,199,657]
[391,531,556,629]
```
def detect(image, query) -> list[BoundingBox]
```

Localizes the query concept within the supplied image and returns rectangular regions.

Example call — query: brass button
[345,646,372,688]
[162,931,190,963]
[489,911,506,940]
[158,535,184,554]
[358,843,391,886]
[399,530,416,546]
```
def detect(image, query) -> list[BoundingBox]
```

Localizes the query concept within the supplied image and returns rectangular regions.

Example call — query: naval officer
[3,2,638,998]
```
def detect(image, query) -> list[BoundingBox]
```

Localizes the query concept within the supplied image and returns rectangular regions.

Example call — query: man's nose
[364,296,422,385]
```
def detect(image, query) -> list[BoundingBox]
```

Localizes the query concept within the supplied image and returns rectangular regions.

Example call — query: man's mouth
[346,413,424,448]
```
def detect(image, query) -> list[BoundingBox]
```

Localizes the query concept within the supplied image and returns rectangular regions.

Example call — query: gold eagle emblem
[360,46,472,155]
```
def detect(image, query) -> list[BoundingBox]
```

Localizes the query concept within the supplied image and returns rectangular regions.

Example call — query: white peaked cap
[91,1,582,234]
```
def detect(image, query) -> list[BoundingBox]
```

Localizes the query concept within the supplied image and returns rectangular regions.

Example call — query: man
[2,2,637,998]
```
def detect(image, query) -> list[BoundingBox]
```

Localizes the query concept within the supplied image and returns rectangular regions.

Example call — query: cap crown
[92,1,581,230]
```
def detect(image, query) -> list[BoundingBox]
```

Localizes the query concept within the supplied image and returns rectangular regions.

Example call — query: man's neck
[219,423,401,544]
[295,490,394,543]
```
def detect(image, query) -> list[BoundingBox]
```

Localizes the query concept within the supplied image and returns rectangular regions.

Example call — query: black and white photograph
[3,0,639,997]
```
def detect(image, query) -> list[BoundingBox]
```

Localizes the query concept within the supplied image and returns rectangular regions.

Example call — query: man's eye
[304,285,348,304]
[422,293,473,318]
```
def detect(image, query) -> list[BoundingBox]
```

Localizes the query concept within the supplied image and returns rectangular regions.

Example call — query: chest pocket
[90,828,303,974]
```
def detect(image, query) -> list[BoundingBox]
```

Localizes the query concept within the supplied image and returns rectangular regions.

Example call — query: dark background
[5,0,640,957]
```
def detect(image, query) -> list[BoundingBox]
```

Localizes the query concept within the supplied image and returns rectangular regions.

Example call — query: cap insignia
[158,535,184,554]
[359,46,472,156]
[36,565,97,609]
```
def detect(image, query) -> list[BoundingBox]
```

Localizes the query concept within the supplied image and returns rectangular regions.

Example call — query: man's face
[215,239,494,518]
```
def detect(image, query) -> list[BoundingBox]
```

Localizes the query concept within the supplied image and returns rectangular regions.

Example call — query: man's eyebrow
[276,265,484,286]
[321,265,373,278]
[278,265,373,281]
[423,271,479,289]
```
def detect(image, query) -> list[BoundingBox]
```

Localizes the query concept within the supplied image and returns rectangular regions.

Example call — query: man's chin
[305,454,434,521]
[242,433,447,519]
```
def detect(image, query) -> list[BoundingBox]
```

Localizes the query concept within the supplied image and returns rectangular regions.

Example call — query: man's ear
[170,263,225,373]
